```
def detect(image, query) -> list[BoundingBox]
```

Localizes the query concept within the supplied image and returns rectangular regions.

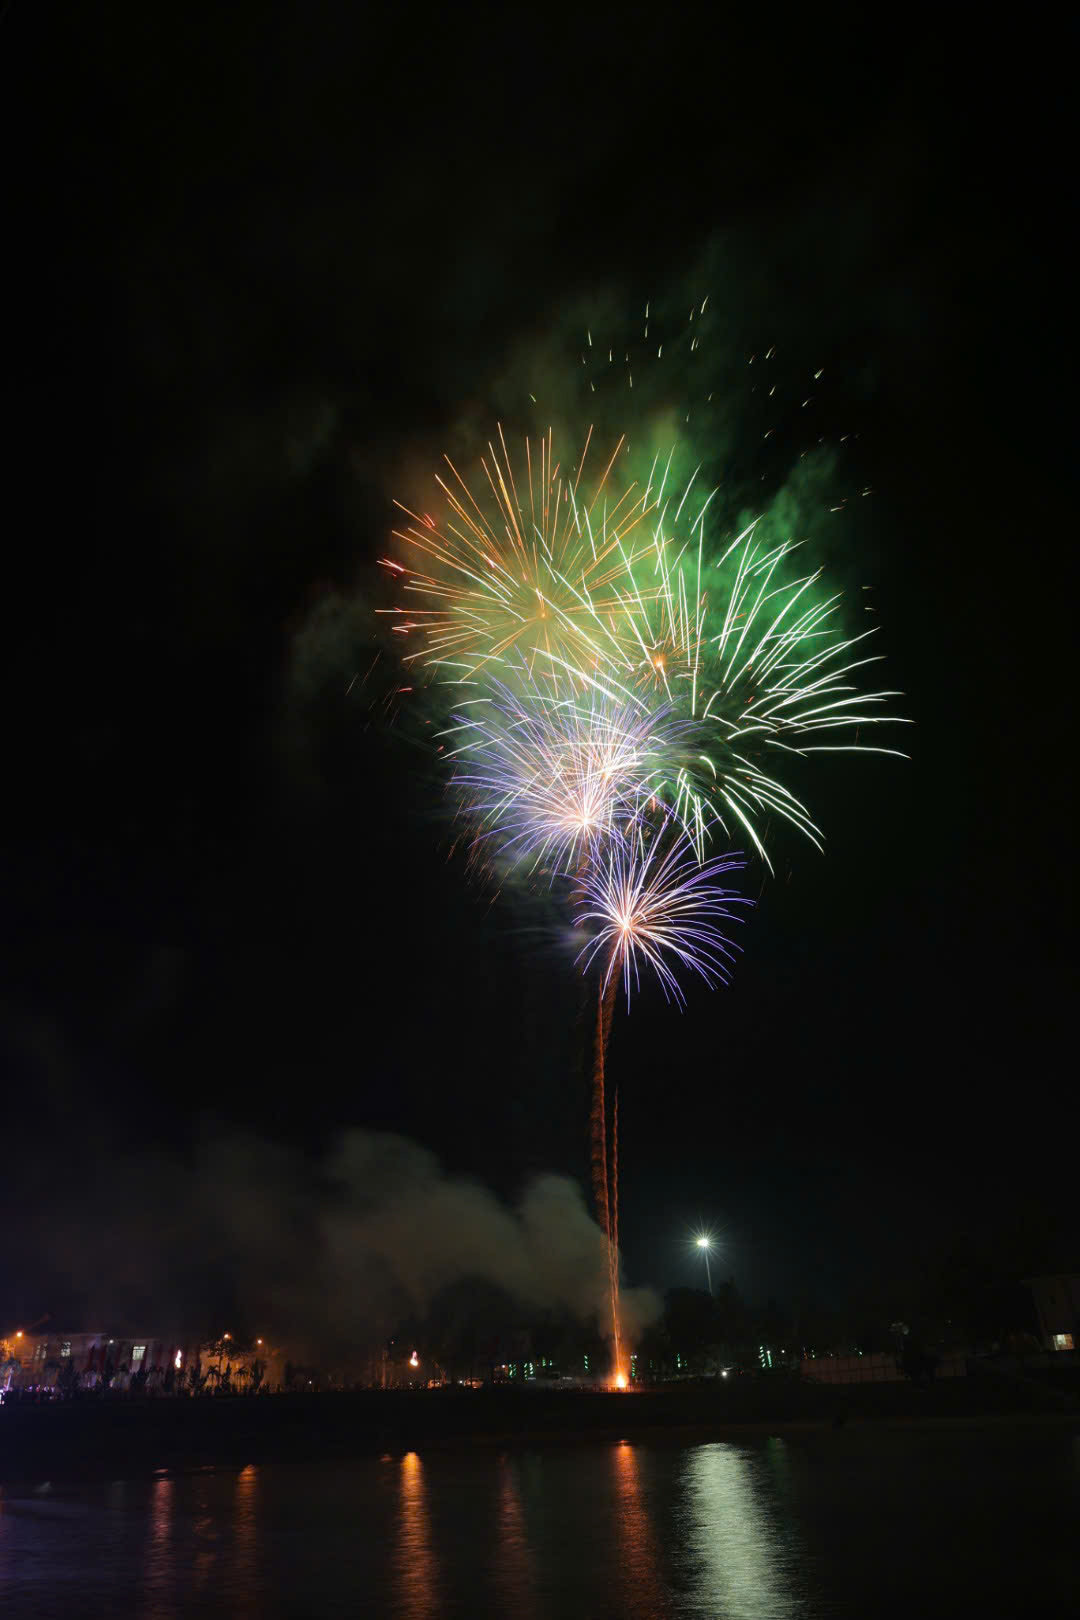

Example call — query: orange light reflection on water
[232,1464,260,1617]
[613,1440,667,1618]
[397,1451,439,1620]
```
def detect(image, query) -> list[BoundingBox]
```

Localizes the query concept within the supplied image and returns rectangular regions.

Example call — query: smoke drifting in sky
[23,1124,659,1353]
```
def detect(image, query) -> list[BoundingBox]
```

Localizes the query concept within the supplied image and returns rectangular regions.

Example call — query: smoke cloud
[24,1125,659,1356]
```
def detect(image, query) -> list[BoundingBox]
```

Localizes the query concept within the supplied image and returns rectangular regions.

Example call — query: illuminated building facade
[1025,1275,1079,1352]
[0,1332,288,1393]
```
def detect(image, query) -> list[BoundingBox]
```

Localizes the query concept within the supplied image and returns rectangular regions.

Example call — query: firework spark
[576,822,750,1007]
[441,669,704,875]
[683,527,911,870]
[383,426,668,678]
[556,510,911,872]
[392,429,909,870]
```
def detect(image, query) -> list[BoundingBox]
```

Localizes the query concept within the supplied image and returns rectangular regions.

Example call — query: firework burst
[382,426,668,678]
[390,427,908,871]
[675,524,911,870]
[441,668,704,877]
[549,490,910,871]
[576,821,750,1007]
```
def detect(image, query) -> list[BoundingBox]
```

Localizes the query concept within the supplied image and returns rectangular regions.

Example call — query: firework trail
[590,970,621,1375]
[610,1080,620,1373]
[578,820,750,1382]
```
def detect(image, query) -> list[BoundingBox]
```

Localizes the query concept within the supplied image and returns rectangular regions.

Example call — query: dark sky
[2,14,1072,1328]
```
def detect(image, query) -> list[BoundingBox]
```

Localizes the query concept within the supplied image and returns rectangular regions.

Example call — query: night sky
[3,15,1071,1332]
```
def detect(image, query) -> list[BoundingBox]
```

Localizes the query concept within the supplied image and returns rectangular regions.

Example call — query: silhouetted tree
[663,1288,723,1371]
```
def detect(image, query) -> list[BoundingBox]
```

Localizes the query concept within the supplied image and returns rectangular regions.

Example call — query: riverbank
[2,1372,1077,1482]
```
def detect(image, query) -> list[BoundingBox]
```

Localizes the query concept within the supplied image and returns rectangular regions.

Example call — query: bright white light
[696,1236,711,1249]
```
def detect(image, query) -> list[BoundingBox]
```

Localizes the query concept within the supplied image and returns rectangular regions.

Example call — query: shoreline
[2,1381,1076,1484]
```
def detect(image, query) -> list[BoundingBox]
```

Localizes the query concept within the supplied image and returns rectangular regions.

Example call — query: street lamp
[695,1233,714,1295]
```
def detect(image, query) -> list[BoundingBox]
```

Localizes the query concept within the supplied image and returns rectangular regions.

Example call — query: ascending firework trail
[591,972,621,1379]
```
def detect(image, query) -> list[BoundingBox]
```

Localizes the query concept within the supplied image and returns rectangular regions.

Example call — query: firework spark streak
[552,519,911,870]
[682,528,911,871]
[440,671,703,875]
[383,426,667,678]
[388,429,909,867]
[576,824,750,1007]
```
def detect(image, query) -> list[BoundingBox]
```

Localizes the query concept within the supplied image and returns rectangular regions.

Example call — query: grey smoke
[31,1126,659,1350]
[324,1132,658,1340]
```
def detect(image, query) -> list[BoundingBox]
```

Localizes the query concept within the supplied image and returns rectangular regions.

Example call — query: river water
[1,1424,1076,1616]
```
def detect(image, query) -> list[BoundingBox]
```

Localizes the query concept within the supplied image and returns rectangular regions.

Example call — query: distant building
[1025,1275,1079,1351]
[0,1332,173,1392]
[0,1332,289,1394]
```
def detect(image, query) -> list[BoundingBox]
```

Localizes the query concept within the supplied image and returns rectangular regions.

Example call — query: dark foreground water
[1,1423,1077,1617]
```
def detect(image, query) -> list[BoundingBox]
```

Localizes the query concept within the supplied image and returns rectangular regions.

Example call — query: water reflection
[190,1482,219,1603]
[232,1465,260,1615]
[613,1442,668,1618]
[492,1458,538,1617]
[396,1451,440,1620]
[1,1430,1074,1617]
[682,1443,802,1619]
[142,1475,174,1616]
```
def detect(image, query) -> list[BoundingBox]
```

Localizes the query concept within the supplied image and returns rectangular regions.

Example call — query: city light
[693,1230,716,1294]
[174,1350,182,1370]
[409,1351,419,1369]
